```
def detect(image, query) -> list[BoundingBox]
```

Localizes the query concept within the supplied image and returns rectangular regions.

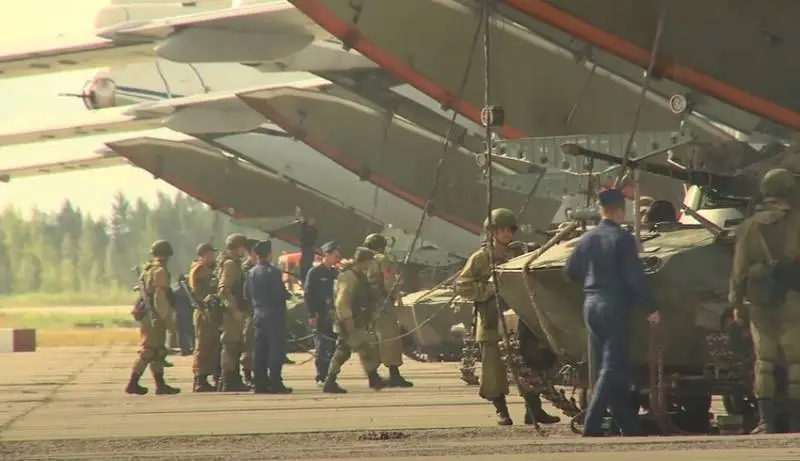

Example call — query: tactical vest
[215,251,244,303]
[189,260,216,301]
[341,266,373,327]
[142,259,175,306]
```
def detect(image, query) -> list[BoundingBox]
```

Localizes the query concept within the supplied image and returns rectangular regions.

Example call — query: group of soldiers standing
[123,168,800,435]
[124,223,414,396]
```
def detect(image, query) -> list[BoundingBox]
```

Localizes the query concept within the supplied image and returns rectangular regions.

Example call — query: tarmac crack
[0,342,116,437]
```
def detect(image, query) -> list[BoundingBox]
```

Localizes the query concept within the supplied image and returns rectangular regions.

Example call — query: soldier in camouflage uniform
[730,168,800,433]
[363,233,413,387]
[216,233,252,392]
[125,240,180,395]
[455,208,559,426]
[322,248,388,394]
[240,238,260,386]
[190,242,219,392]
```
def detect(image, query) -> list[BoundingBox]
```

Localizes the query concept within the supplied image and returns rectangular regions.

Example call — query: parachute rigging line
[374,1,486,314]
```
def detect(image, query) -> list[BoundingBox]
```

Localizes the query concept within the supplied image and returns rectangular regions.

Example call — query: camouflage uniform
[322,248,386,394]
[190,243,219,392]
[730,169,800,433]
[455,208,559,426]
[125,240,180,396]
[216,234,251,392]
[363,234,413,388]
[240,238,259,385]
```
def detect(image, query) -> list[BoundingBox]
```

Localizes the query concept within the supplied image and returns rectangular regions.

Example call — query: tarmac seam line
[0,341,116,437]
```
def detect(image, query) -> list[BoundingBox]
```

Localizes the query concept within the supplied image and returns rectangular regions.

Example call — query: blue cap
[320,241,339,253]
[253,240,272,257]
[598,189,626,208]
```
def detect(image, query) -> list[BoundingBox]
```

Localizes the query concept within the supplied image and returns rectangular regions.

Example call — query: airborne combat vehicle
[496,139,800,433]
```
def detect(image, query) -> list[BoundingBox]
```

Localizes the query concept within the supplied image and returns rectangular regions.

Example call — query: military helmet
[196,242,216,257]
[225,233,248,249]
[353,246,376,264]
[150,240,173,258]
[760,168,795,198]
[483,208,518,231]
[363,233,387,251]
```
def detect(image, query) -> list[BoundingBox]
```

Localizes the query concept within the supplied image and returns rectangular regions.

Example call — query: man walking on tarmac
[216,233,252,392]
[322,248,388,394]
[729,169,800,434]
[304,241,341,385]
[362,233,414,387]
[456,209,560,426]
[126,240,181,396]
[565,189,660,436]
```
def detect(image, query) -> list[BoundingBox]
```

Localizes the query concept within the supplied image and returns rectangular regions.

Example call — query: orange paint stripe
[244,97,483,235]
[290,0,527,139]
[502,0,800,131]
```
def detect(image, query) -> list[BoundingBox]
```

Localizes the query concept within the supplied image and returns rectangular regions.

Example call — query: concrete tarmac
[1,345,798,460]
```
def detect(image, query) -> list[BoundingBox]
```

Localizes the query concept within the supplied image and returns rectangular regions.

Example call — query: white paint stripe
[0,329,14,353]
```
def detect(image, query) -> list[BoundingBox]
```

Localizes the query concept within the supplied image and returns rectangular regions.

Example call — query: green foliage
[0,191,281,306]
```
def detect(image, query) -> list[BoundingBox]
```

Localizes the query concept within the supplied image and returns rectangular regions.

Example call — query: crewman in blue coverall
[304,241,342,385]
[245,240,293,394]
[564,189,661,436]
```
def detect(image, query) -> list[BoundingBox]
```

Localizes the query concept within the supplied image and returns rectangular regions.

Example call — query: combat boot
[124,372,148,395]
[269,380,294,394]
[242,368,253,386]
[193,375,215,393]
[322,373,347,394]
[253,376,271,394]
[220,372,251,392]
[367,371,388,391]
[523,392,561,425]
[751,399,778,434]
[387,366,414,388]
[491,396,513,426]
[154,373,181,395]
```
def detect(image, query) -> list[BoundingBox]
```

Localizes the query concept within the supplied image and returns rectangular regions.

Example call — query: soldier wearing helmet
[321,247,386,393]
[455,208,560,426]
[125,239,180,396]
[213,233,252,392]
[188,242,219,392]
[730,168,800,433]
[362,233,414,388]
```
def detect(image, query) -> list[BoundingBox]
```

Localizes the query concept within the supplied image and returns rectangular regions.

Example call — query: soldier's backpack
[745,227,793,307]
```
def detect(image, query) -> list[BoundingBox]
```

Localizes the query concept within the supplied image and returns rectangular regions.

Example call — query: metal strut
[614,2,669,188]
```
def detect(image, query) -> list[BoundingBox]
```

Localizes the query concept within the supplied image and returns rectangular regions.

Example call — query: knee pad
[786,363,800,398]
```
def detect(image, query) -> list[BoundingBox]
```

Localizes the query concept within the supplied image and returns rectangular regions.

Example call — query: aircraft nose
[81,74,117,110]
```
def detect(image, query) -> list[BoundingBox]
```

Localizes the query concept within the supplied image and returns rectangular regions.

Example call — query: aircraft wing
[288,0,732,141]
[238,86,561,242]
[1,2,330,79]
[0,34,154,79]
[0,153,129,182]
[105,135,382,253]
[0,77,329,147]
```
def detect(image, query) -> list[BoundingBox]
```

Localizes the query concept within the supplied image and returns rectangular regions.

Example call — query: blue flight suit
[564,219,657,436]
[171,285,195,355]
[304,264,338,381]
[299,222,318,284]
[245,260,291,389]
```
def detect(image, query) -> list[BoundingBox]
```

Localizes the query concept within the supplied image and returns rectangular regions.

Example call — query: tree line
[0,191,286,297]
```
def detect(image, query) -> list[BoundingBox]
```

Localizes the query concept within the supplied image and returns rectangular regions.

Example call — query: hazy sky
[0,0,178,218]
